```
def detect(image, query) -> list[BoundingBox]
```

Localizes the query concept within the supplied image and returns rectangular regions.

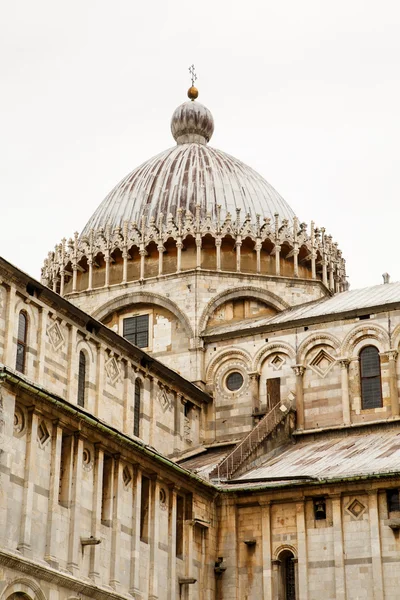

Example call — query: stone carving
[346,498,366,519]
[122,466,132,487]
[157,387,173,413]
[270,355,285,371]
[308,349,336,378]
[13,405,26,435]
[47,321,65,351]
[37,420,50,447]
[105,356,121,384]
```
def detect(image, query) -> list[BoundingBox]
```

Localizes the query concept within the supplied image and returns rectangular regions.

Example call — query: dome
[82,97,295,235]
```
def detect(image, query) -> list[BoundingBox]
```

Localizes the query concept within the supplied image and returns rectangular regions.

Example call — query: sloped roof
[204,281,400,337]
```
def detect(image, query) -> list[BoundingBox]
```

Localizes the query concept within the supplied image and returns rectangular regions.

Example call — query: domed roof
[81,95,295,235]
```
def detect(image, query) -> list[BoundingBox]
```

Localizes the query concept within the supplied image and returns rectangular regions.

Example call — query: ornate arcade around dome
[41,90,346,297]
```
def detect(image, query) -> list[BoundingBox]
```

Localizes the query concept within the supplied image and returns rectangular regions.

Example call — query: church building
[1,82,400,600]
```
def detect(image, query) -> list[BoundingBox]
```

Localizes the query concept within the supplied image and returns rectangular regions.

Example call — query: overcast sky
[1,0,399,289]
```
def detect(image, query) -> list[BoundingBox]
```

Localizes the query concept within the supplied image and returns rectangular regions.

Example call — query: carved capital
[292,364,305,377]
[338,357,350,369]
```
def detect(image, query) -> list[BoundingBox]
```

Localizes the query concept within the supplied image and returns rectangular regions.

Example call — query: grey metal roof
[236,425,400,484]
[82,143,295,235]
[204,281,400,336]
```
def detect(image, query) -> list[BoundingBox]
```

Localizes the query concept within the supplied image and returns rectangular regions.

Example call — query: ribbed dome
[81,98,296,235]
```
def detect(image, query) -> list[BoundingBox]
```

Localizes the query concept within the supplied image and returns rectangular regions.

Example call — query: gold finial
[188,64,198,100]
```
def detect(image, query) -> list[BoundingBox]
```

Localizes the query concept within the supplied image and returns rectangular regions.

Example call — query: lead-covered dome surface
[81,98,295,235]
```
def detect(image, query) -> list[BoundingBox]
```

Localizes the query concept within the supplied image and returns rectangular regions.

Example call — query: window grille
[16,311,27,373]
[77,351,86,407]
[387,489,400,512]
[226,371,244,391]
[134,380,141,437]
[360,346,382,409]
[123,315,149,348]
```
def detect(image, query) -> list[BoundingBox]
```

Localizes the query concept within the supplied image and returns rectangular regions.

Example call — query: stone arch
[297,332,341,364]
[199,286,290,333]
[341,324,390,357]
[390,323,400,351]
[206,348,252,383]
[91,292,194,340]
[14,298,38,332]
[274,544,298,560]
[76,338,95,364]
[253,341,296,372]
[0,577,47,600]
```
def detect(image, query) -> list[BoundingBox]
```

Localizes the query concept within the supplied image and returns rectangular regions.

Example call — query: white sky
[1,0,399,289]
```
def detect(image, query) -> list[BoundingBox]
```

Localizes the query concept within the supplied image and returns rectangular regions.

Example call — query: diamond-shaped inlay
[308,349,335,378]
[270,355,285,371]
[47,321,65,351]
[37,420,50,446]
[157,388,173,413]
[346,498,366,519]
[122,466,132,487]
[105,356,121,384]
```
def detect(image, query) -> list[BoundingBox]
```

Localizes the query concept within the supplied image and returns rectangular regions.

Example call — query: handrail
[214,399,293,480]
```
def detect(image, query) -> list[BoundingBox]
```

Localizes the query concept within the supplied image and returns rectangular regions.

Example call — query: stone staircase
[210,399,294,480]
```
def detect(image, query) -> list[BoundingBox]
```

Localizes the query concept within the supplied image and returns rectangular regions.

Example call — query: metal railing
[212,399,293,480]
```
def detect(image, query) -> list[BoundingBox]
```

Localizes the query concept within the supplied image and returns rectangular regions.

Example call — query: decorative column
[296,500,309,600]
[174,393,182,454]
[87,255,93,290]
[72,262,78,292]
[260,502,273,598]
[139,246,146,280]
[45,421,63,568]
[185,518,195,600]
[293,248,299,278]
[148,476,160,600]
[18,407,39,556]
[387,350,399,417]
[216,237,222,271]
[89,444,104,584]
[66,325,78,405]
[329,261,335,291]
[338,358,351,425]
[274,244,281,276]
[248,372,260,413]
[36,307,49,381]
[129,466,143,599]
[168,485,178,600]
[331,494,346,600]
[110,455,123,590]
[176,239,182,273]
[292,365,306,430]
[196,235,202,269]
[104,251,110,287]
[67,433,84,576]
[235,237,242,272]
[4,284,16,366]
[311,251,317,280]
[158,244,165,276]
[322,257,328,287]
[122,249,128,284]
[255,239,261,274]
[368,490,384,600]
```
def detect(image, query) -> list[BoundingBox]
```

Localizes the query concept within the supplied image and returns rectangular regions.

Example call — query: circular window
[226,371,244,391]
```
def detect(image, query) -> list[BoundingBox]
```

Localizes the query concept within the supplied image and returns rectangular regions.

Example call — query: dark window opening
[280,550,296,600]
[359,314,371,321]
[134,380,141,437]
[226,371,244,391]
[176,495,184,557]
[123,315,149,348]
[313,497,327,520]
[360,346,382,409]
[140,476,150,542]
[101,455,113,525]
[16,311,27,373]
[77,351,86,407]
[267,378,281,411]
[387,489,400,512]
[58,433,73,507]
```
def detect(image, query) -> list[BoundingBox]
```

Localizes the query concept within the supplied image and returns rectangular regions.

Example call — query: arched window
[16,311,27,373]
[279,550,296,600]
[77,351,86,407]
[360,345,382,409]
[134,380,141,437]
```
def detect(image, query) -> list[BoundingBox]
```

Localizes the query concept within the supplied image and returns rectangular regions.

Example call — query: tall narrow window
[77,351,86,407]
[267,378,281,411]
[360,346,382,409]
[176,495,184,558]
[279,550,296,600]
[101,455,113,525]
[134,379,141,437]
[140,476,150,542]
[123,315,149,348]
[16,311,27,373]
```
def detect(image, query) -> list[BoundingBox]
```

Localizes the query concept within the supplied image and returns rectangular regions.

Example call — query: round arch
[199,286,290,334]
[297,333,341,364]
[341,324,390,357]
[274,544,298,561]
[91,291,195,340]
[205,348,252,382]
[252,341,296,372]
[0,578,46,600]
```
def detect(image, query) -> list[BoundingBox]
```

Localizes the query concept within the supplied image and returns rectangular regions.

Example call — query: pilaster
[44,421,63,568]
[110,454,123,590]
[260,501,273,599]
[338,358,351,425]
[18,407,39,556]
[89,444,104,584]
[296,500,308,600]
[130,466,143,599]
[148,476,160,600]
[331,494,346,600]
[368,490,384,600]
[67,433,84,576]
[292,365,305,430]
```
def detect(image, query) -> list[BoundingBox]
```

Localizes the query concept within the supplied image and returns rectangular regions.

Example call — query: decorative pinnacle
[188,64,199,100]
